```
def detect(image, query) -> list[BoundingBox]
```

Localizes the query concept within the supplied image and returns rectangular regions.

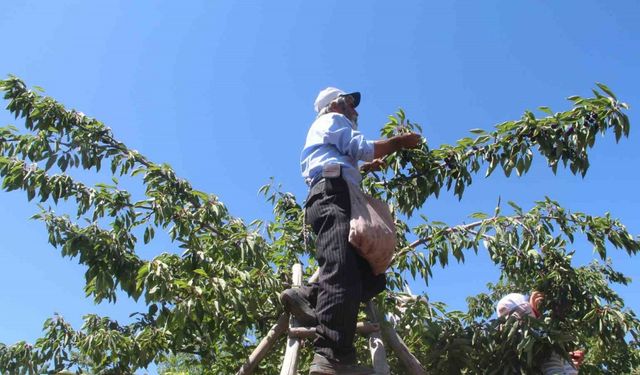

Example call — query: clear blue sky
[1,0,639,361]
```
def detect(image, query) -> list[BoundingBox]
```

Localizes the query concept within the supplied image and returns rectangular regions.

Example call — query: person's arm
[529,291,544,318]
[361,133,422,173]
[361,158,385,173]
[373,133,422,159]
[322,115,422,162]
[570,350,585,370]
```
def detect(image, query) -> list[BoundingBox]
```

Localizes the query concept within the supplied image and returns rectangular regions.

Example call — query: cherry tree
[0,76,638,374]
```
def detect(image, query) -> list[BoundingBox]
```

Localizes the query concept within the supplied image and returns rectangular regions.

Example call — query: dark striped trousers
[302,177,386,362]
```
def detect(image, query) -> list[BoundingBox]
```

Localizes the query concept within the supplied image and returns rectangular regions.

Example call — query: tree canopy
[0,76,638,374]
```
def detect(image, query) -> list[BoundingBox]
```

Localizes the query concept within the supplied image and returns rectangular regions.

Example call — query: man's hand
[570,350,585,369]
[361,158,386,173]
[396,133,422,149]
[373,132,423,159]
[529,291,544,318]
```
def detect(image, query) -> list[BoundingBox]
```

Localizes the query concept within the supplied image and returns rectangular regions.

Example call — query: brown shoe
[279,288,317,327]
[308,353,374,375]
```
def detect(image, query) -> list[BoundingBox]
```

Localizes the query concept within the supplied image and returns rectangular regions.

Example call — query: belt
[308,176,326,190]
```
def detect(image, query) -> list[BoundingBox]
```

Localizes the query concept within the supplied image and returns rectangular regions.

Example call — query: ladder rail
[369,303,427,375]
[365,302,391,375]
[279,264,304,375]
[236,313,290,375]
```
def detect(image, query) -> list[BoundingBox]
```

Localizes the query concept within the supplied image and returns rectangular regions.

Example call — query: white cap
[313,87,360,113]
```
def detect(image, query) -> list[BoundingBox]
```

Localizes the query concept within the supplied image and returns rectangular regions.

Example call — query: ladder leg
[365,302,391,375]
[368,302,428,375]
[279,264,304,375]
[239,265,426,375]
[236,312,289,375]
[379,319,427,375]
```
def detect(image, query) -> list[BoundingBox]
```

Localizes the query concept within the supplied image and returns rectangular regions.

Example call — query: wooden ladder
[236,264,426,375]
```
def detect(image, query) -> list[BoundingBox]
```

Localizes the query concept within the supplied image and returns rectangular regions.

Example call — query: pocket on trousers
[324,177,347,195]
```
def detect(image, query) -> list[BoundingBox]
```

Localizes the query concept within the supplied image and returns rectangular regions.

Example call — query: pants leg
[305,177,386,362]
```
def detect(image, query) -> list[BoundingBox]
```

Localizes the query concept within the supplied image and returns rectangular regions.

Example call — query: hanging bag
[346,182,397,275]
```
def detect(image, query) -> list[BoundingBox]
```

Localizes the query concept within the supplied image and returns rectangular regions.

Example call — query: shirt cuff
[362,140,375,162]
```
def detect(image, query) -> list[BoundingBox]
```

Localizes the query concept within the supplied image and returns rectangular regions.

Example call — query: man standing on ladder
[281,87,421,374]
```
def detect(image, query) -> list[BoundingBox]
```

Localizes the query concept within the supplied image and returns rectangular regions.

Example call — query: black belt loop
[309,176,325,190]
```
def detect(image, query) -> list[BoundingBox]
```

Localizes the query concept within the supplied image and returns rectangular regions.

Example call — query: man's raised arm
[373,132,422,159]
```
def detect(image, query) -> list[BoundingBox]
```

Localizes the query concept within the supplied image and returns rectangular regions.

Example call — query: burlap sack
[346,182,396,275]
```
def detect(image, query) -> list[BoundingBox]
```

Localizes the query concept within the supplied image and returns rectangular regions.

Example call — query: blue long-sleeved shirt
[300,113,375,186]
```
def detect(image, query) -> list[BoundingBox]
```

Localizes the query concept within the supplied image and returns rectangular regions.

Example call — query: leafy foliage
[1,76,638,374]
[371,90,629,216]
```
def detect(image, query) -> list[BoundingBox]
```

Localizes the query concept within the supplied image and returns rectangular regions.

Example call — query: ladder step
[288,322,380,339]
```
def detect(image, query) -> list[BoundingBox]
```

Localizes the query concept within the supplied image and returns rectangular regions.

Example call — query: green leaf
[507,201,522,214]
[44,155,57,170]
[397,108,406,122]
[191,190,209,201]
[193,269,208,277]
[131,167,146,177]
[596,82,617,99]
[469,128,486,134]
[469,212,488,219]
[143,227,151,244]
[538,106,553,115]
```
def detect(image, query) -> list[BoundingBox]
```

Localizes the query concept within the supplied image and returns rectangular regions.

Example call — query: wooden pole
[236,312,289,375]
[365,302,391,375]
[308,267,320,283]
[236,264,319,374]
[373,304,427,375]
[279,264,303,375]
[288,322,380,339]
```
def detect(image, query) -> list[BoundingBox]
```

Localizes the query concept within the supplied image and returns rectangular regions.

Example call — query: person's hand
[396,133,422,150]
[374,133,424,159]
[570,350,585,369]
[529,291,544,318]
[361,158,386,173]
